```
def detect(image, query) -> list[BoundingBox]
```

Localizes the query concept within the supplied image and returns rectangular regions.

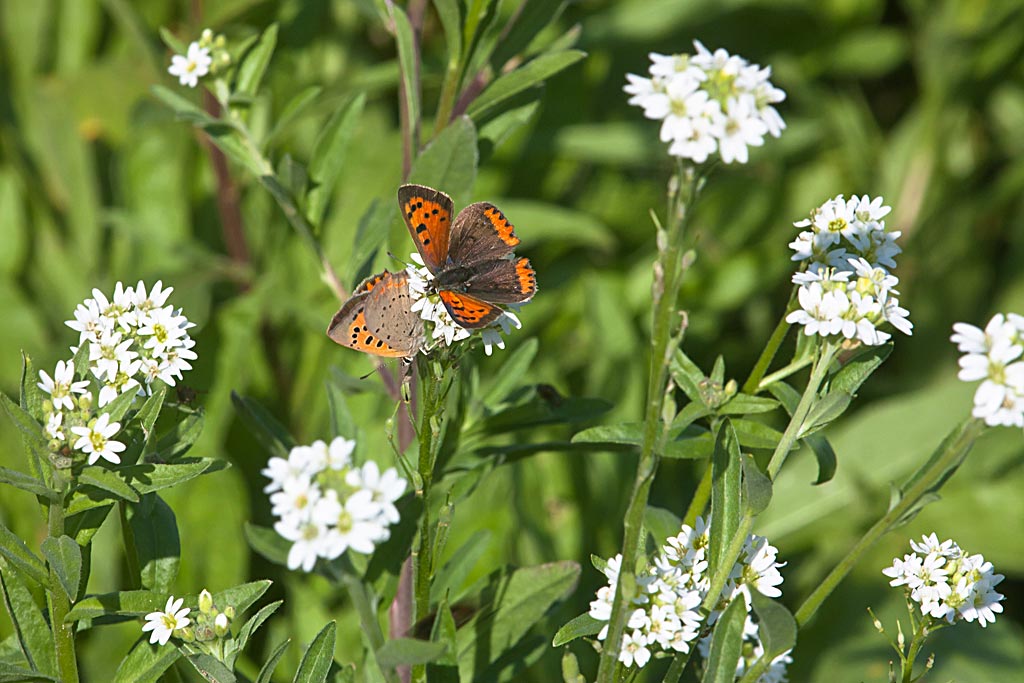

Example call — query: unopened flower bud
[200,28,213,45]
[214,612,230,637]
[214,34,226,49]
[78,393,92,411]
[223,605,235,620]
[179,626,195,643]
[198,589,214,614]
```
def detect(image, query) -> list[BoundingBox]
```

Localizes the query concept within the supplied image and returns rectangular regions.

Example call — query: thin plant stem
[757,356,813,391]
[47,470,79,683]
[661,649,692,683]
[701,342,839,615]
[741,288,797,395]
[595,163,699,683]
[794,418,984,626]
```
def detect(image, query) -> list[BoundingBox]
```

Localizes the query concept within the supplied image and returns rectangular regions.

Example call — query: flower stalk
[47,469,79,683]
[595,162,700,683]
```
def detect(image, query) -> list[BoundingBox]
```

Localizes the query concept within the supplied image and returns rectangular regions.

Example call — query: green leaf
[431,0,462,63]
[255,639,290,683]
[749,593,797,658]
[430,530,490,605]
[700,597,745,683]
[77,467,139,502]
[718,393,780,416]
[377,639,447,669]
[800,391,852,436]
[292,621,336,683]
[408,116,478,202]
[0,524,48,586]
[231,393,294,459]
[670,349,705,404]
[306,93,366,227]
[490,0,569,68]
[731,418,784,450]
[65,590,162,622]
[244,523,290,567]
[0,662,57,681]
[214,581,272,617]
[456,561,579,681]
[158,27,187,55]
[768,383,836,484]
[644,506,682,548]
[0,567,57,676]
[346,199,392,285]
[0,467,55,501]
[64,503,114,547]
[570,423,712,459]
[149,85,216,126]
[482,396,612,435]
[39,536,81,602]
[430,598,459,666]
[120,458,229,495]
[830,343,893,396]
[229,601,283,668]
[113,636,181,683]
[148,411,204,462]
[482,338,538,407]
[235,24,278,98]
[20,354,46,423]
[391,5,419,150]
[102,383,142,425]
[467,50,586,120]
[0,392,49,466]
[267,86,323,144]
[135,383,168,441]
[551,613,602,647]
[741,454,772,515]
[184,652,235,683]
[126,494,180,592]
[709,420,741,580]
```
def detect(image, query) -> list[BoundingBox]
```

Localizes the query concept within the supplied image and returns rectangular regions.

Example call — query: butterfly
[327,269,424,357]
[399,184,537,329]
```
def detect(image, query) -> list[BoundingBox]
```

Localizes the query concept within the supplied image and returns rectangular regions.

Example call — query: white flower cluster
[405,254,522,356]
[883,534,1005,628]
[263,437,407,572]
[66,281,197,406]
[951,312,1024,427]
[786,195,912,346]
[624,41,786,164]
[589,518,791,680]
[142,595,191,646]
[36,281,196,467]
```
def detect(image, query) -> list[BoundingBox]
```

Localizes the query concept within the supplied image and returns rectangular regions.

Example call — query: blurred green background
[1,0,1022,680]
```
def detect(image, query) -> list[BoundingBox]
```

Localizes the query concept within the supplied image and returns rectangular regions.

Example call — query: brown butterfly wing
[460,257,537,304]
[437,290,504,329]
[447,202,520,267]
[327,271,422,358]
[363,271,424,354]
[398,184,454,273]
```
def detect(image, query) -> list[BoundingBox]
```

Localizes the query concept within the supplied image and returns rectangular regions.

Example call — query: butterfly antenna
[387,251,414,268]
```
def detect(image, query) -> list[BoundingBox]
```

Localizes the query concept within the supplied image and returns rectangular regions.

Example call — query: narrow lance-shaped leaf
[184,651,236,683]
[0,566,57,676]
[644,506,682,548]
[292,621,336,683]
[701,597,746,683]
[709,420,741,580]
[0,524,49,586]
[741,454,772,515]
[255,639,290,683]
[306,93,366,227]
[127,494,181,593]
[551,613,603,647]
[466,49,586,120]
[40,536,81,603]
[235,24,279,99]
[113,633,181,683]
[376,638,447,669]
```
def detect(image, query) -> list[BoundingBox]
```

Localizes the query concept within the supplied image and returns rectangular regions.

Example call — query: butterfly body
[399,184,537,328]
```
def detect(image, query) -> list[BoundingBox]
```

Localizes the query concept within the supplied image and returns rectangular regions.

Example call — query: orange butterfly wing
[327,271,422,358]
[398,184,454,273]
[437,290,504,329]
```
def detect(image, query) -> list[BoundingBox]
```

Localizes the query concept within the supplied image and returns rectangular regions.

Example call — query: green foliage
[0,0,1023,681]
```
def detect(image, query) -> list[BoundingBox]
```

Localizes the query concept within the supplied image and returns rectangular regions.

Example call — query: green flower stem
[333,557,400,683]
[757,356,813,392]
[661,648,693,683]
[794,418,984,626]
[741,288,797,395]
[411,358,449,683]
[596,164,699,683]
[47,471,79,683]
[701,343,838,616]
[901,620,928,683]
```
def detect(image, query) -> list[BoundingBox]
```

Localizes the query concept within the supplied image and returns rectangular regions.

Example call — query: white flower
[346,460,406,524]
[168,41,212,88]
[619,630,651,668]
[275,517,330,572]
[954,313,1024,428]
[739,536,785,599]
[138,306,191,357]
[141,596,191,646]
[70,413,126,466]
[313,489,389,557]
[98,358,143,407]
[46,412,65,441]
[66,298,109,344]
[133,280,174,313]
[326,436,355,470]
[269,475,321,523]
[38,360,90,411]
[714,96,767,164]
